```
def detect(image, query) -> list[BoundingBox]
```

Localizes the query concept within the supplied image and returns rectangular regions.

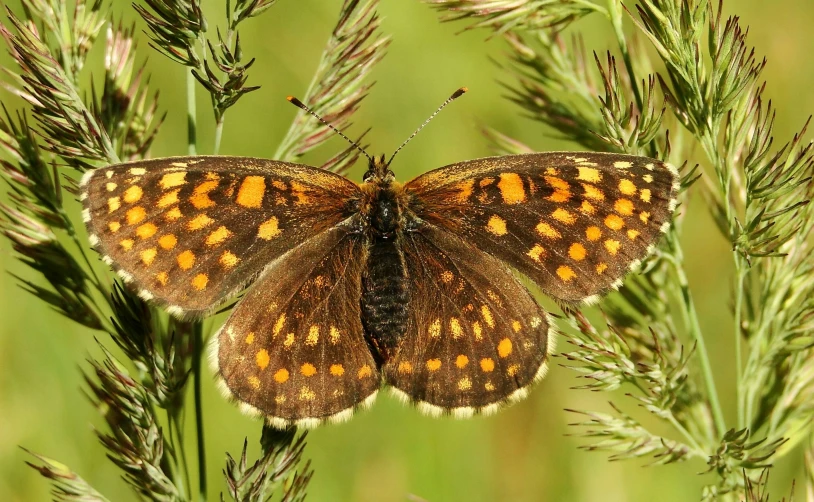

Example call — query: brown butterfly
[81,89,678,428]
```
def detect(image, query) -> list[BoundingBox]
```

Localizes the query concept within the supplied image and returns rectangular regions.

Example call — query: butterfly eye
[363,170,375,182]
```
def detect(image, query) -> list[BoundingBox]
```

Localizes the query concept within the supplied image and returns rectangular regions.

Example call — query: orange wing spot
[258,216,281,240]
[271,314,286,337]
[498,338,513,358]
[160,171,187,189]
[498,172,526,204]
[480,358,495,372]
[330,326,340,344]
[330,364,345,376]
[596,263,608,274]
[640,211,651,224]
[579,201,595,215]
[544,176,571,203]
[188,213,213,230]
[582,183,605,201]
[156,271,169,286]
[640,188,652,202]
[545,167,559,175]
[141,248,157,266]
[247,376,261,390]
[256,349,270,370]
[158,189,179,208]
[604,214,625,230]
[527,244,546,262]
[586,226,602,241]
[557,265,576,282]
[478,177,495,188]
[290,181,311,205]
[108,197,121,213]
[426,359,442,371]
[450,317,463,339]
[485,382,496,391]
[440,270,454,283]
[123,185,143,203]
[245,332,255,344]
[456,355,469,368]
[357,365,372,379]
[510,320,520,333]
[205,172,221,181]
[604,239,621,255]
[120,239,134,251]
[206,226,232,246]
[472,321,483,340]
[300,363,317,377]
[283,333,295,348]
[398,361,413,374]
[618,179,637,195]
[536,222,561,239]
[136,222,157,239]
[577,166,602,183]
[507,364,520,376]
[177,250,195,270]
[236,176,266,208]
[458,377,472,391]
[108,221,121,233]
[158,234,177,250]
[306,325,319,346]
[627,229,640,240]
[429,318,441,338]
[453,179,475,203]
[569,243,587,261]
[126,206,146,225]
[106,182,117,192]
[192,273,208,290]
[481,305,495,328]
[274,368,289,383]
[551,208,575,224]
[190,180,218,209]
[615,198,634,215]
[486,215,508,236]
[165,207,182,221]
[272,180,288,190]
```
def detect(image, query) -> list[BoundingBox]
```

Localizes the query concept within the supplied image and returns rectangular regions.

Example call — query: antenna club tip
[286,95,295,101]
[452,87,468,98]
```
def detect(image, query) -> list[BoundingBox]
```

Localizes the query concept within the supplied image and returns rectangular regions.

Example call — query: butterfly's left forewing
[81,156,360,317]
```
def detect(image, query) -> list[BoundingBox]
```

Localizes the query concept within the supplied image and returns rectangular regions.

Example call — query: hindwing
[81,156,359,317]
[212,223,380,428]
[405,152,679,303]
[384,224,554,416]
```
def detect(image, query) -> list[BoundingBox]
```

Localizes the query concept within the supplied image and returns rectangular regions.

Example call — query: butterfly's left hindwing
[213,224,380,428]
[405,152,679,303]
[81,156,360,317]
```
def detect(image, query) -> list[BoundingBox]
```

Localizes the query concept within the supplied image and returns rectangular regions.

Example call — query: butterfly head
[362,154,395,185]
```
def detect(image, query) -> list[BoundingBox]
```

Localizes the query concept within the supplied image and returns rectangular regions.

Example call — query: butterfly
[80,91,679,429]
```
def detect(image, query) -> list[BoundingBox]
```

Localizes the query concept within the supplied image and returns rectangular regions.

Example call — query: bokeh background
[2,0,814,500]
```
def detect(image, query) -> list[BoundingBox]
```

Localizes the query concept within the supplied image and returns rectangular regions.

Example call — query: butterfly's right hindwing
[81,156,360,317]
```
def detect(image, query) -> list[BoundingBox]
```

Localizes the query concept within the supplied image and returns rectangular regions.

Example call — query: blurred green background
[2,0,814,500]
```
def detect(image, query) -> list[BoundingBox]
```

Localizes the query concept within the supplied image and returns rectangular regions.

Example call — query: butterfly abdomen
[360,237,410,363]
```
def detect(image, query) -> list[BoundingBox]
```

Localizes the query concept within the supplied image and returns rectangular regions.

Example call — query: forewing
[384,224,554,416]
[81,156,360,316]
[213,224,380,428]
[405,152,679,303]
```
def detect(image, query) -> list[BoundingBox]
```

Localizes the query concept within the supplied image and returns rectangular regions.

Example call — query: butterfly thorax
[358,156,413,363]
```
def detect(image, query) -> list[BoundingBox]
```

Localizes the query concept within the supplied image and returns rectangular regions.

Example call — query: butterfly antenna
[286,96,374,163]
[387,87,468,167]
